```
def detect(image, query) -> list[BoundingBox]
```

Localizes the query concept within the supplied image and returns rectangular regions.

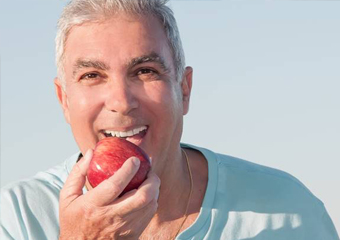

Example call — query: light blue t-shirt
[1,143,339,240]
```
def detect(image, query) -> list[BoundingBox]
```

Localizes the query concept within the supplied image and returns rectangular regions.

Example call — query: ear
[54,78,71,124]
[181,66,193,115]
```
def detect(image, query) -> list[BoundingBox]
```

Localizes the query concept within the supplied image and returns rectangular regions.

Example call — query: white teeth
[127,130,134,136]
[120,131,127,137]
[104,126,147,138]
[133,128,139,135]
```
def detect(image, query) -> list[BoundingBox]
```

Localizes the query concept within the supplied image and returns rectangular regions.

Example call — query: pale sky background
[1,0,339,234]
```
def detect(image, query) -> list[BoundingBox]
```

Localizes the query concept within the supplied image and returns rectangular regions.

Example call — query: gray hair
[55,0,186,87]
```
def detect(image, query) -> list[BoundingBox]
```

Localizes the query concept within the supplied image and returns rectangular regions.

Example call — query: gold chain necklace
[172,148,193,240]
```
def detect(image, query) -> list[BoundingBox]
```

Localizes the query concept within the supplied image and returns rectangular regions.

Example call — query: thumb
[60,149,93,205]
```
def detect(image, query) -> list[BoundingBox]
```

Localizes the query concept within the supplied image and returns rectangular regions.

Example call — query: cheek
[143,82,183,123]
[66,88,103,151]
[67,88,102,125]
[144,82,181,106]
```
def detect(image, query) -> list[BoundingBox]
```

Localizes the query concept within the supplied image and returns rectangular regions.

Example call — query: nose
[104,78,139,115]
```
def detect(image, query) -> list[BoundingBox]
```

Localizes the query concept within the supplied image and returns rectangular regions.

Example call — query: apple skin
[87,137,151,195]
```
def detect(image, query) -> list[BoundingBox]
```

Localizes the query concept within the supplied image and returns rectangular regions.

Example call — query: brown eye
[137,68,156,75]
[80,72,99,80]
[136,68,161,82]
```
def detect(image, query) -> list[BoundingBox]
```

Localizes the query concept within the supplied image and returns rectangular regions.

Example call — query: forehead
[63,14,174,74]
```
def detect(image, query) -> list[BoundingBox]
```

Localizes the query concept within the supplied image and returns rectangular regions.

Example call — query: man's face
[55,14,192,167]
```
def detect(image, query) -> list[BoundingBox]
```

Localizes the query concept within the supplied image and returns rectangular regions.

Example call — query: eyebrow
[72,59,110,77]
[127,52,170,72]
[72,52,170,77]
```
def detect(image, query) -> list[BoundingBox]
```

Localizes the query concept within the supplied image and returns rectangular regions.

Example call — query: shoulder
[213,153,339,239]
[218,153,315,191]
[216,152,323,208]
[1,151,79,197]
[0,152,79,240]
[182,143,325,211]
[183,145,340,238]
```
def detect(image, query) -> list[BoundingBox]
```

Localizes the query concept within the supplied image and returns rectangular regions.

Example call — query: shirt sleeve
[1,225,16,240]
[1,179,61,240]
[320,209,340,240]
[1,186,28,240]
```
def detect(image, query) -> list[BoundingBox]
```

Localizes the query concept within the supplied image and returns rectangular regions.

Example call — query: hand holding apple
[59,149,160,240]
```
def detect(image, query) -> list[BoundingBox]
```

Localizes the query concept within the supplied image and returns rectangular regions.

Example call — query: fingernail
[132,157,140,167]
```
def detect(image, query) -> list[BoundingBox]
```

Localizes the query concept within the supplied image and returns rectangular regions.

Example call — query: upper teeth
[104,126,147,138]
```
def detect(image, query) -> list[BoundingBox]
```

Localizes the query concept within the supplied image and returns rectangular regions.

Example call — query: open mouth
[102,126,148,145]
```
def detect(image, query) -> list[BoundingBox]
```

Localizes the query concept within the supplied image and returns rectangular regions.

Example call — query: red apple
[87,137,151,195]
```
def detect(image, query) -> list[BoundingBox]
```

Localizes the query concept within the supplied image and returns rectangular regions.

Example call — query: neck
[151,146,192,223]
[156,147,186,187]
[141,146,209,240]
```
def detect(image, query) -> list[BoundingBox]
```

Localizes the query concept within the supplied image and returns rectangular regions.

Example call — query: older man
[1,0,339,240]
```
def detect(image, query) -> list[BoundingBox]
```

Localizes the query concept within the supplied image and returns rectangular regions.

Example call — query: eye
[136,68,160,81]
[80,72,101,80]
[137,68,157,75]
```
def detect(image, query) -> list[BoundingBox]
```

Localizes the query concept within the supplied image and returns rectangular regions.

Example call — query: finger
[60,149,93,204]
[85,157,140,206]
[138,171,161,202]
[114,171,159,203]
[116,171,160,215]
[127,197,158,233]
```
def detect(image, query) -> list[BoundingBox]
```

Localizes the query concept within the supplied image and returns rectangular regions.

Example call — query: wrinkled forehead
[62,14,176,76]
